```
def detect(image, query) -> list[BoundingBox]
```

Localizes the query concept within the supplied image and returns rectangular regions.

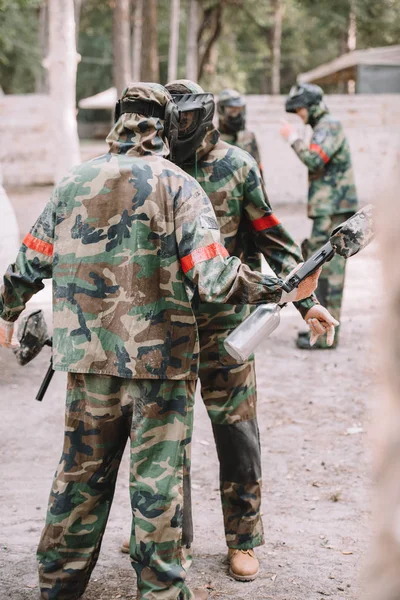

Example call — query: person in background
[280,83,358,349]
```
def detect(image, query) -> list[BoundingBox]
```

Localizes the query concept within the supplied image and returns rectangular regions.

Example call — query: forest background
[1,0,400,123]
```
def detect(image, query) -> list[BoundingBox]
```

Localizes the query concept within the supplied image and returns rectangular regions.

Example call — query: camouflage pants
[198,328,264,550]
[37,373,196,600]
[306,214,350,345]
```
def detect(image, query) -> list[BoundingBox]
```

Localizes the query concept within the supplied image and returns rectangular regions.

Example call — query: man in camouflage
[144,79,337,582]
[217,88,263,176]
[280,83,359,349]
[0,83,321,600]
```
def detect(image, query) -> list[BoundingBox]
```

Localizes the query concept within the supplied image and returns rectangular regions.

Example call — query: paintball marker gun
[224,204,375,362]
[13,309,54,401]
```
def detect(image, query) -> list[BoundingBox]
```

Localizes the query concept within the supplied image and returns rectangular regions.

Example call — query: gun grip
[36,359,55,402]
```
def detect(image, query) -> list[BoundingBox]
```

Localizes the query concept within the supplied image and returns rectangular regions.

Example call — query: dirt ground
[0,185,379,600]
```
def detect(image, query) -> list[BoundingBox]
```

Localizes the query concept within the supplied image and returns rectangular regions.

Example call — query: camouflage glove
[304,305,339,347]
[281,265,321,303]
[0,316,18,349]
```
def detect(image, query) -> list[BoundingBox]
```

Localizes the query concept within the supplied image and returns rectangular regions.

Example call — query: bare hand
[0,317,18,349]
[280,119,295,140]
[304,305,340,346]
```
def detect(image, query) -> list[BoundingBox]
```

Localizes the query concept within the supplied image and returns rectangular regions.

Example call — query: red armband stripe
[180,242,229,274]
[310,143,330,164]
[23,232,53,257]
[251,214,280,232]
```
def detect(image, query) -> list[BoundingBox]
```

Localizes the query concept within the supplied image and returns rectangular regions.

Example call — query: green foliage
[1,0,399,97]
[0,0,42,93]
[76,0,113,122]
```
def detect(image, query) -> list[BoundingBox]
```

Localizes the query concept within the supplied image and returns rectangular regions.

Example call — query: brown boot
[120,538,129,554]
[228,548,259,581]
[193,590,209,600]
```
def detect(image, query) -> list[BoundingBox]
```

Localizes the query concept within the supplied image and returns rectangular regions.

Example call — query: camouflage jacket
[220,130,262,174]
[291,107,358,218]
[185,128,316,329]
[0,86,284,380]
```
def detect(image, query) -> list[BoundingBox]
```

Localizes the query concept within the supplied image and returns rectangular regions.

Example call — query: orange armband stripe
[23,232,53,257]
[181,242,229,273]
[251,213,280,231]
[309,143,330,164]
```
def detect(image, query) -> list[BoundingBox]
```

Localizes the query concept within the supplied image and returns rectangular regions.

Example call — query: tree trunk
[141,0,159,82]
[36,1,49,93]
[271,0,284,95]
[168,0,180,82]
[112,0,132,96]
[186,0,198,81]
[47,0,81,182]
[197,2,224,82]
[74,0,83,46]
[132,0,143,80]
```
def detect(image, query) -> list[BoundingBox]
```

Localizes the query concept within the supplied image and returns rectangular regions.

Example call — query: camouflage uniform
[167,80,317,551]
[219,130,262,174]
[291,103,358,345]
[0,84,286,600]
[217,88,263,176]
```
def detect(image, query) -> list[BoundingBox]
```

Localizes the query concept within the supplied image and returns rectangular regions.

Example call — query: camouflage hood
[165,79,220,161]
[308,101,329,128]
[106,82,171,157]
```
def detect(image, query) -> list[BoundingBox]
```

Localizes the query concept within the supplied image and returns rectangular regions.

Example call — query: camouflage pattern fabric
[37,373,196,600]
[185,136,316,329]
[198,328,263,548]
[220,130,262,174]
[0,84,285,381]
[330,204,375,259]
[0,83,292,600]
[304,214,350,347]
[165,79,318,550]
[291,105,358,218]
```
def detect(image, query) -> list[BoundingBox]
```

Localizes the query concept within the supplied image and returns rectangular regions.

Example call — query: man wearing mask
[217,88,263,176]
[122,79,338,584]
[0,83,321,600]
[280,83,358,349]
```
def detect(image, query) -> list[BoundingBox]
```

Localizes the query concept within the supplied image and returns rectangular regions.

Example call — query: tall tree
[112,0,131,95]
[141,0,159,81]
[168,0,180,82]
[131,0,143,80]
[36,0,49,93]
[197,0,225,82]
[186,0,198,81]
[271,0,284,94]
[47,0,80,181]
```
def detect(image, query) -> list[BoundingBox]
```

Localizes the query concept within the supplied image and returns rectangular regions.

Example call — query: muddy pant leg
[309,215,348,343]
[198,328,264,550]
[37,373,131,600]
[129,379,196,600]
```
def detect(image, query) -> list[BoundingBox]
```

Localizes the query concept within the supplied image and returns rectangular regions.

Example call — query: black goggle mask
[170,93,215,165]
[114,97,180,158]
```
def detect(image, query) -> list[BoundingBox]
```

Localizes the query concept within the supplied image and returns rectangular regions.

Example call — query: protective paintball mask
[170,93,215,165]
[221,104,246,133]
[114,96,180,159]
